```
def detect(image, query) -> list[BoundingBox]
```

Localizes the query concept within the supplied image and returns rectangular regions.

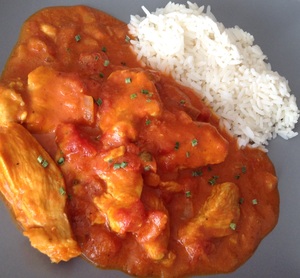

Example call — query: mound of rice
[128,1,299,150]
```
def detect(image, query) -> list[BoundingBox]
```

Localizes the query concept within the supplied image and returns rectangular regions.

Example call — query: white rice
[128,1,299,150]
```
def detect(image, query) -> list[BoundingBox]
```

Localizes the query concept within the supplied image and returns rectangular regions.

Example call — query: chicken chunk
[98,69,162,146]
[25,66,94,133]
[0,84,27,124]
[0,123,80,262]
[140,110,229,171]
[178,182,240,260]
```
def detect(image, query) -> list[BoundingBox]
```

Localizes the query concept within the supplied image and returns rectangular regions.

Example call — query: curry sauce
[0,5,279,277]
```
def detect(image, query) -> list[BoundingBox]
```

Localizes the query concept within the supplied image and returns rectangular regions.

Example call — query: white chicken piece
[0,123,81,262]
[0,84,27,124]
[178,182,240,259]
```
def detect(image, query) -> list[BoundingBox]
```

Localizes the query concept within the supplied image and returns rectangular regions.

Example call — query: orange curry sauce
[0,6,279,277]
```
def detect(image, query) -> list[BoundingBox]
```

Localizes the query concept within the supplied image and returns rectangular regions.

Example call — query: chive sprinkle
[192,170,203,177]
[37,155,44,164]
[37,155,49,168]
[191,138,198,147]
[252,199,258,205]
[144,165,151,171]
[103,60,110,67]
[125,77,132,84]
[94,98,103,106]
[113,161,128,170]
[185,191,192,198]
[101,46,107,52]
[174,142,180,150]
[229,222,237,231]
[208,175,219,185]
[57,157,65,165]
[145,119,151,126]
[125,35,130,43]
[130,93,137,99]
[74,34,81,42]
[59,187,66,196]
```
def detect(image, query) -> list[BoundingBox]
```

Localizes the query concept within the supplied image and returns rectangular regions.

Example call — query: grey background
[0,0,299,277]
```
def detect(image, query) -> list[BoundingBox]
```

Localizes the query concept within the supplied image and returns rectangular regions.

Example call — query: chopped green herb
[59,187,66,196]
[95,55,99,61]
[99,72,104,78]
[179,99,186,105]
[125,35,131,43]
[103,60,110,67]
[41,160,49,168]
[57,157,65,165]
[252,199,258,205]
[192,170,203,177]
[208,175,219,185]
[74,34,81,42]
[141,89,149,95]
[191,138,198,147]
[229,222,237,231]
[130,93,137,99]
[37,155,49,168]
[113,161,128,170]
[174,142,180,150]
[94,98,103,106]
[37,155,44,164]
[185,191,192,198]
[241,166,247,174]
[145,119,151,126]
[101,46,107,52]
[144,165,151,171]
[125,77,132,84]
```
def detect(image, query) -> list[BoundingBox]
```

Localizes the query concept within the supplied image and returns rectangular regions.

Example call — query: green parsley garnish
[185,191,192,198]
[99,72,104,78]
[125,77,132,84]
[125,35,131,43]
[241,165,247,174]
[103,60,110,67]
[192,170,203,177]
[174,142,180,150]
[208,175,219,185]
[229,222,237,231]
[113,161,128,170]
[141,89,149,94]
[59,187,66,196]
[57,157,65,165]
[145,119,151,126]
[191,138,198,147]
[101,46,107,52]
[37,155,49,168]
[130,93,137,99]
[144,165,151,171]
[252,199,258,205]
[94,98,103,106]
[74,34,81,42]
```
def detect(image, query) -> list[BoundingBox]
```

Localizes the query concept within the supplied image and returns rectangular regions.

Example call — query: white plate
[0,1,299,277]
